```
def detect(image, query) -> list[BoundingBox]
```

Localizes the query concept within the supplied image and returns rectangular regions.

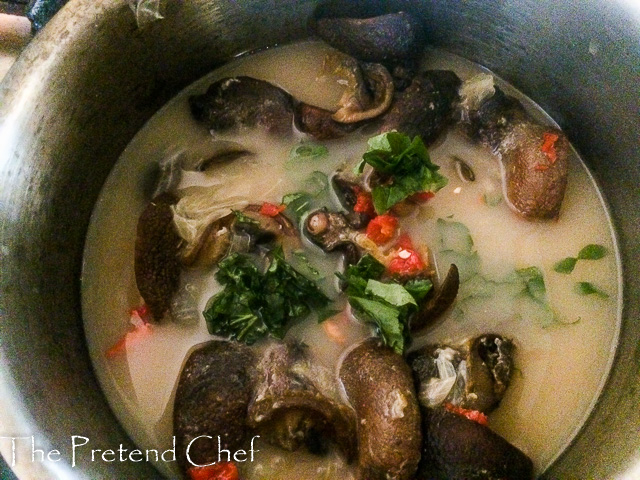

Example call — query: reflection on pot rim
[0,1,638,479]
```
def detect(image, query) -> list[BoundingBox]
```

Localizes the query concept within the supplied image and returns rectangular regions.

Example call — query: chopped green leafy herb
[304,170,329,195]
[554,244,607,274]
[336,254,428,354]
[483,190,503,207]
[458,274,499,300]
[349,297,405,354]
[232,209,259,226]
[575,282,609,298]
[515,266,556,327]
[281,171,330,223]
[291,250,322,279]
[516,267,548,303]
[338,255,383,299]
[577,244,607,260]
[436,218,559,327]
[365,279,417,308]
[403,278,434,302]
[517,295,556,328]
[437,218,474,254]
[282,192,313,222]
[203,247,330,344]
[203,255,266,344]
[553,257,578,274]
[437,219,479,282]
[439,250,480,283]
[343,254,386,286]
[355,132,448,213]
[287,142,329,168]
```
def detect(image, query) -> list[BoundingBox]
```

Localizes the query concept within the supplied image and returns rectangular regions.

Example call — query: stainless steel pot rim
[0,1,639,478]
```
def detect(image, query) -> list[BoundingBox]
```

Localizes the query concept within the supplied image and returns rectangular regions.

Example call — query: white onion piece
[458,73,495,121]
[419,348,459,407]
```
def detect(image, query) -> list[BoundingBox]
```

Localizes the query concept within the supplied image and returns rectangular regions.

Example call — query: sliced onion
[419,348,459,407]
[459,73,495,121]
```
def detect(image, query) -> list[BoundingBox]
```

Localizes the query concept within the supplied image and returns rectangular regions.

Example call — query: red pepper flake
[105,307,153,358]
[353,188,376,218]
[259,202,286,217]
[540,132,559,164]
[388,234,427,276]
[444,403,489,427]
[130,304,150,322]
[188,462,239,480]
[408,191,435,204]
[366,214,398,245]
[394,233,415,250]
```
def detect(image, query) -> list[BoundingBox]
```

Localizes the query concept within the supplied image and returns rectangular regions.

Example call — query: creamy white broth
[81,41,620,479]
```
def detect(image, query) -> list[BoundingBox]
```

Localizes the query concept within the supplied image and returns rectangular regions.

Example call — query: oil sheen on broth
[81,41,620,479]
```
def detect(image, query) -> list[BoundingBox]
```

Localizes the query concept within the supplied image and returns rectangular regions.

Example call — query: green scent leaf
[403,278,433,302]
[359,132,447,213]
[518,296,556,329]
[483,190,503,207]
[437,218,474,254]
[280,171,330,223]
[575,282,609,298]
[203,250,329,344]
[516,266,547,303]
[438,250,480,283]
[349,296,405,355]
[515,266,558,326]
[365,279,417,309]
[232,210,259,226]
[281,192,313,222]
[282,192,308,206]
[553,257,578,274]
[343,254,386,283]
[577,244,607,260]
[291,250,321,278]
[288,142,329,164]
[304,171,329,195]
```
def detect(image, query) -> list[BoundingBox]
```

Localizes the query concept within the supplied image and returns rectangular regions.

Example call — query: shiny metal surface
[0,13,31,80]
[0,0,638,478]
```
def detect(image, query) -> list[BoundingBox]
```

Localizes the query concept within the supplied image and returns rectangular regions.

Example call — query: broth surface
[82,41,620,479]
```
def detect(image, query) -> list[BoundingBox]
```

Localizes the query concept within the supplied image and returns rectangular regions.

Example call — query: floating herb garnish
[355,132,448,214]
[281,171,330,223]
[203,247,330,344]
[553,244,607,273]
[574,282,609,298]
[337,254,432,354]
[286,142,329,168]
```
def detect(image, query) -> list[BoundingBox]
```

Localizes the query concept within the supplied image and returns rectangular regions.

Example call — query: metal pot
[0,0,638,478]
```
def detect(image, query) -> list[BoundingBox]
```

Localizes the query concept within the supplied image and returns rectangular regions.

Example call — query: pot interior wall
[0,0,638,478]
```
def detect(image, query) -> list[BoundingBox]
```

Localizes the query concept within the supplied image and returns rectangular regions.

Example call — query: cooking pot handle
[1,0,164,30]
[0,0,67,31]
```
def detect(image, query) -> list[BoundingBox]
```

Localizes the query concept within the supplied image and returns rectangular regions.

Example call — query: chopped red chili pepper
[188,462,239,480]
[366,214,398,245]
[388,234,426,276]
[540,132,559,164]
[105,307,153,358]
[130,304,150,322]
[259,202,286,217]
[353,188,376,217]
[444,403,489,427]
[408,191,435,203]
[394,233,414,250]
